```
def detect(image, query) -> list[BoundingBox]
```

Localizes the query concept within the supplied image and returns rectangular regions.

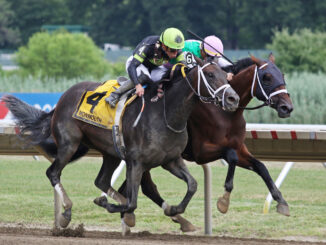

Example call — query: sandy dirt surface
[0,224,325,245]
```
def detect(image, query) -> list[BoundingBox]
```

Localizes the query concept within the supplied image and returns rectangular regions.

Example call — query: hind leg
[47,121,84,228]
[217,148,238,214]
[161,157,197,217]
[46,142,81,228]
[237,144,289,216]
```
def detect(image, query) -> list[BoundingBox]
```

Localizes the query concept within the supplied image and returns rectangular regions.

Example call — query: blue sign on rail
[0,93,63,112]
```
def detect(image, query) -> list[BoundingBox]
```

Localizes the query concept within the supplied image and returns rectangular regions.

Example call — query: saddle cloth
[73,80,136,129]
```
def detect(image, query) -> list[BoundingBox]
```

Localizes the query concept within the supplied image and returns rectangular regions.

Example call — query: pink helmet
[203,35,223,57]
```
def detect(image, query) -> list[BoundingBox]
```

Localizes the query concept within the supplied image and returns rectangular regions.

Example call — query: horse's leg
[96,159,144,215]
[93,155,135,232]
[118,171,196,232]
[46,142,80,228]
[161,157,197,216]
[237,145,290,216]
[217,148,238,214]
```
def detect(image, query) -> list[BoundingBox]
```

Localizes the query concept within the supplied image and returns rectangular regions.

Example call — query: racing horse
[4,56,239,229]
[127,54,294,225]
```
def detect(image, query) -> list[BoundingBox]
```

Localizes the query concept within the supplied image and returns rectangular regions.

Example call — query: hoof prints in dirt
[52,224,85,237]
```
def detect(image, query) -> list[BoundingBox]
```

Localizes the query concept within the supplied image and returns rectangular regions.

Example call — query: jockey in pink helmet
[202,35,233,81]
[177,35,234,81]
[203,35,224,57]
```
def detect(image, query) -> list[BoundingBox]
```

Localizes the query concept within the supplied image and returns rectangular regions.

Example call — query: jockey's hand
[227,72,234,81]
[135,84,144,97]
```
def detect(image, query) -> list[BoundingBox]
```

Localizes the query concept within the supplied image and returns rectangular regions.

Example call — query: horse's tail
[2,95,53,145]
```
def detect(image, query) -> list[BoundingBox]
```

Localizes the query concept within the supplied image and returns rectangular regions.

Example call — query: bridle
[241,62,288,110]
[184,62,231,107]
[164,62,231,133]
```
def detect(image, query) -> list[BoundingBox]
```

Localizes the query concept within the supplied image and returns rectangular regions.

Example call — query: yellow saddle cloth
[73,80,135,129]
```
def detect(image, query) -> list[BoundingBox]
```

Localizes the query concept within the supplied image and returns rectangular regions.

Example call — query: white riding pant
[126,56,168,83]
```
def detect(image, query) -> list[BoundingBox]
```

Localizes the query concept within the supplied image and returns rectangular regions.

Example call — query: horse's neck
[164,71,197,129]
[231,65,255,109]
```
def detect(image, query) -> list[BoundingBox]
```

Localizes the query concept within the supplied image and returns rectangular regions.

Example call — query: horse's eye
[207,73,214,78]
[263,74,272,82]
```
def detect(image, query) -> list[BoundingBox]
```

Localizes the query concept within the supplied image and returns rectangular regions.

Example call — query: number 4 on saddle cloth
[73,79,137,130]
[73,79,138,159]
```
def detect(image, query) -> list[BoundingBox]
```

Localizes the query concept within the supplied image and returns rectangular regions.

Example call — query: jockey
[105,27,188,107]
[173,35,234,81]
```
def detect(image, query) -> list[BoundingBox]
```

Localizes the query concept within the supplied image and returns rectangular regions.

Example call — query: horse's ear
[250,55,264,67]
[194,56,204,66]
[269,52,275,64]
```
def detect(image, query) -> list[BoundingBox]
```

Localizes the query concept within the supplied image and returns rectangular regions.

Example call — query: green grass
[0,157,325,240]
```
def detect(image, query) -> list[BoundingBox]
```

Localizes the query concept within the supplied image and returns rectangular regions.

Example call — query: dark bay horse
[4,57,239,229]
[183,54,294,215]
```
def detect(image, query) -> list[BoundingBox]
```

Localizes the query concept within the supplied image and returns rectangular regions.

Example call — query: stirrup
[150,90,164,103]
[105,93,119,108]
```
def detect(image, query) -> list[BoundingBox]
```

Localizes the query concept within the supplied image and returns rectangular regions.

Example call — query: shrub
[15,31,110,80]
[267,28,326,73]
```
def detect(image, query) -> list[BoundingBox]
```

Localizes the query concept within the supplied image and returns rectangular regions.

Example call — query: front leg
[247,156,290,216]
[162,157,197,217]
[237,144,289,216]
[217,148,238,214]
[97,160,144,215]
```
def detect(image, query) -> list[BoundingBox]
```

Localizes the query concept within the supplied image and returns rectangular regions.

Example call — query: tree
[15,31,110,79]
[0,0,20,48]
[10,0,71,45]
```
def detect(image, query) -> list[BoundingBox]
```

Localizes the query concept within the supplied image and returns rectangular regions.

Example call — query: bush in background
[15,31,110,80]
[267,29,326,73]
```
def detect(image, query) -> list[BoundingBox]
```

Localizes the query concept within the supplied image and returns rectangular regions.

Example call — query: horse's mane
[223,57,254,75]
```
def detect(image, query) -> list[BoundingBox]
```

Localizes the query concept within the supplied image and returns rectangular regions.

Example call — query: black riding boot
[105,80,134,108]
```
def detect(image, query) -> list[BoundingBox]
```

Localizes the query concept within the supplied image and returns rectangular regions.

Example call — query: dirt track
[1,225,325,245]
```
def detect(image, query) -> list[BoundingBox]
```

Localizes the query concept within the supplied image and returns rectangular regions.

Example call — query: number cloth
[73,80,136,129]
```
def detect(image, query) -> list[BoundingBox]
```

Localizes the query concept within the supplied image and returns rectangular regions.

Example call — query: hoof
[171,215,196,232]
[123,213,136,227]
[277,203,290,216]
[94,196,108,208]
[217,197,229,213]
[58,209,71,228]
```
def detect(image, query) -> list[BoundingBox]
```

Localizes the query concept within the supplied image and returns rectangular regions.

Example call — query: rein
[164,62,230,133]
[239,63,288,110]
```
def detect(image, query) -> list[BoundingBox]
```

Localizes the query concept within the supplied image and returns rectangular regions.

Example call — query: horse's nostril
[227,95,239,105]
[280,105,293,114]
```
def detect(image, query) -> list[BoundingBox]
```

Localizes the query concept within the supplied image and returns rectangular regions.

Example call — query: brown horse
[4,57,239,230]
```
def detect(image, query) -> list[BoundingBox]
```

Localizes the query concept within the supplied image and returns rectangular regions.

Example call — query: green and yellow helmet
[159,27,185,49]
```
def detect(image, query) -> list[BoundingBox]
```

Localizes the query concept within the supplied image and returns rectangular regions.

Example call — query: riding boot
[105,80,134,108]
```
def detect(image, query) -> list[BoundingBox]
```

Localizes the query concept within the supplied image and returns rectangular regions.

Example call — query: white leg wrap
[121,218,131,236]
[161,201,169,211]
[54,183,66,206]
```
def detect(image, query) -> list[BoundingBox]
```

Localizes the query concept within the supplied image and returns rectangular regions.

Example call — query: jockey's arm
[127,58,142,86]
[218,57,234,81]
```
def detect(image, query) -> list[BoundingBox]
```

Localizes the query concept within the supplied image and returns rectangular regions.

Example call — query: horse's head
[250,54,293,118]
[192,56,239,111]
